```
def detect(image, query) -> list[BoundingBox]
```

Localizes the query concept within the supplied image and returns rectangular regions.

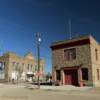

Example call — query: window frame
[95,49,98,60]
[82,68,88,81]
[64,48,76,61]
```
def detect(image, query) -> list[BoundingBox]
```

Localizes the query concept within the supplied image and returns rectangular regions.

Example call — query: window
[64,48,76,61]
[12,62,15,70]
[22,63,24,66]
[27,64,30,71]
[41,66,43,72]
[56,70,61,81]
[15,62,19,71]
[16,62,19,66]
[3,62,5,70]
[97,69,99,80]
[0,62,4,70]
[35,65,38,71]
[95,49,98,60]
[15,66,17,71]
[82,68,88,80]
[30,65,32,71]
[12,62,15,65]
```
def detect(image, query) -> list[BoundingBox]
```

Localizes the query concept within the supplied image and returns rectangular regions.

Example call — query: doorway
[64,69,78,86]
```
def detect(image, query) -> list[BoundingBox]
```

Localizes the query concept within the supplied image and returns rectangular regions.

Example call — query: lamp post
[36,32,41,88]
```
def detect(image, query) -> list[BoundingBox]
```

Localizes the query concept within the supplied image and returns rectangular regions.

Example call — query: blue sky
[0,0,100,72]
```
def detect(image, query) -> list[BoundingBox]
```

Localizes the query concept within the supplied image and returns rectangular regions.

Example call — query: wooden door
[64,69,78,86]
[65,74,72,85]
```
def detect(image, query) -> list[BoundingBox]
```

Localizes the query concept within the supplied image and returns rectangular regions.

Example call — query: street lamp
[36,32,41,88]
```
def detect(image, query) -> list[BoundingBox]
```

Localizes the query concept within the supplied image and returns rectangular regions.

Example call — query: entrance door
[65,74,72,85]
[64,69,78,86]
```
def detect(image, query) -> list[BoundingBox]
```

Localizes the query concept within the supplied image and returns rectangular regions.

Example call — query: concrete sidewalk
[26,85,92,91]
[40,85,92,91]
[0,83,92,91]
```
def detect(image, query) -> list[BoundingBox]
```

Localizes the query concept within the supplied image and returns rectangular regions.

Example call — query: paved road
[0,84,100,100]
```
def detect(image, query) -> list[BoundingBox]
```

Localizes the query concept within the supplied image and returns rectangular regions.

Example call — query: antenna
[68,19,72,39]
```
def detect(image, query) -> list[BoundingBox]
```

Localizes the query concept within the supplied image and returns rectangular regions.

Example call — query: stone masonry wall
[90,36,100,87]
[52,44,93,84]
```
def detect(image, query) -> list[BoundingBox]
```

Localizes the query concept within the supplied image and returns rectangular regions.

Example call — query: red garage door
[64,69,78,86]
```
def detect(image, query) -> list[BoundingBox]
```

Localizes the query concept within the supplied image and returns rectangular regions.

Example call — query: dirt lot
[0,84,100,100]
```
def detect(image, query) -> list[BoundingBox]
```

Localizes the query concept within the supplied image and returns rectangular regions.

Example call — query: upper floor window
[95,49,98,60]
[64,48,76,61]
[22,63,24,66]
[30,64,32,71]
[41,66,44,72]
[27,64,30,71]
[16,62,19,66]
[27,64,33,71]
[12,62,15,65]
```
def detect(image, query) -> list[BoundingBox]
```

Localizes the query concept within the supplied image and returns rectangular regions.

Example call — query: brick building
[51,35,100,87]
[0,52,45,82]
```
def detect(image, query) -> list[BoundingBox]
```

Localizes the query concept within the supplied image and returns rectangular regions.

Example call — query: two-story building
[0,52,45,82]
[51,35,100,87]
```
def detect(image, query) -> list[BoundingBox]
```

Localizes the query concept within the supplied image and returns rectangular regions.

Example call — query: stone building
[0,52,45,82]
[51,35,100,87]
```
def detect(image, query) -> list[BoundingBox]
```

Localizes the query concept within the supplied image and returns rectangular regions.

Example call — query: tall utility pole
[36,32,41,88]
